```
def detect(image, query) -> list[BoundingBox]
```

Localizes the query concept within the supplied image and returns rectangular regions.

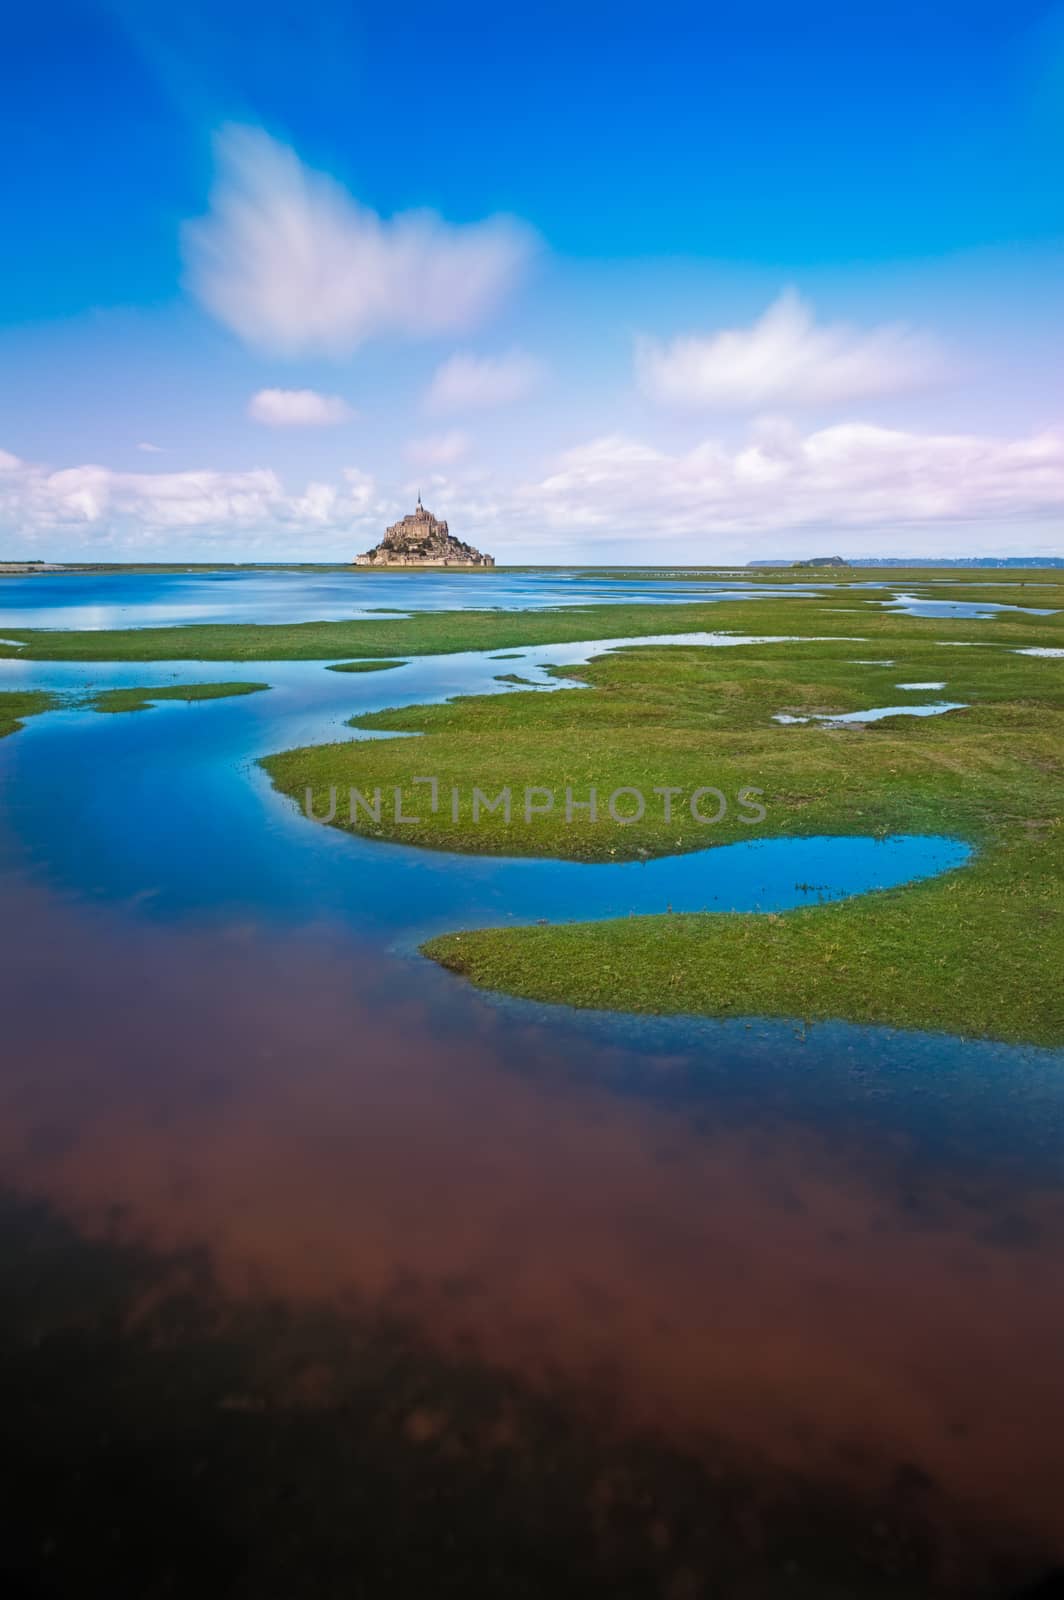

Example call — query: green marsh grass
[0,689,57,738]
[262,600,1064,1045]
[87,682,270,713]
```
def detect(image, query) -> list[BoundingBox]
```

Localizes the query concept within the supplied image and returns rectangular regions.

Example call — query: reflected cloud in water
[3,873,1064,1562]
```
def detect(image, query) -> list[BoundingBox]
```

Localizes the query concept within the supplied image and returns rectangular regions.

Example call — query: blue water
[0,566,825,630]
[4,568,1059,634]
[774,701,967,724]
[0,639,969,939]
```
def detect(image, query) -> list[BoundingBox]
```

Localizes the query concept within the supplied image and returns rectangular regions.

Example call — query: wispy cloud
[425,349,545,413]
[405,431,472,466]
[248,388,355,426]
[637,290,944,410]
[184,126,537,356]
[136,441,164,454]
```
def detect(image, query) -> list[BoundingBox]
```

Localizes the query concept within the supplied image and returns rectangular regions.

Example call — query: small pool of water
[774,702,966,725]
[882,593,1059,619]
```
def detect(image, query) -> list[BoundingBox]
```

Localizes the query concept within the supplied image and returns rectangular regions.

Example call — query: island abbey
[355,497,495,567]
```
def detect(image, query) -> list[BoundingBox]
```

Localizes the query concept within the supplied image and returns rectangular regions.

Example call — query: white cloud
[514,418,1064,555]
[184,126,536,356]
[248,387,355,426]
[0,448,387,550]
[424,349,545,413]
[137,441,163,454]
[636,290,943,411]
[405,431,472,467]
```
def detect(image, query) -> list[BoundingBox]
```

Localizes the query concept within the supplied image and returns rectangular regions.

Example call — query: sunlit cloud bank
[3,417,1063,558]
[517,421,1064,543]
[637,291,944,410]
[184,127,537,356]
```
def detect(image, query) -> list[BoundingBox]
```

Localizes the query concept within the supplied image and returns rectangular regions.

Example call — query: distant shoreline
[3,556,1063,577]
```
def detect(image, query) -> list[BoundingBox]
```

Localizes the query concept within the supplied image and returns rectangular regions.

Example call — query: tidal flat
[2,565,1064,1597]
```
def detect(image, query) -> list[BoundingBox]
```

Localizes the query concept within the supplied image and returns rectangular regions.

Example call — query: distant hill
[748,556,1064,568]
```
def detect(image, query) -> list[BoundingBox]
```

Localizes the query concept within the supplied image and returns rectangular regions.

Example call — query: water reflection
[3,871,1064,1585]
[881,594,1059,620]
[0,567,825,630]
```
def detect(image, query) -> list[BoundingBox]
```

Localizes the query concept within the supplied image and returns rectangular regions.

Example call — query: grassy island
[0,689,58,739]
[262,594,1064,1046]
[87,681,270,713]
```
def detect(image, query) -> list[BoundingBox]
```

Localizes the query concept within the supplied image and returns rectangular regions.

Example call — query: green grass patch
[0,689,58,738]
[88,681,270,713]
[0,599,777,661]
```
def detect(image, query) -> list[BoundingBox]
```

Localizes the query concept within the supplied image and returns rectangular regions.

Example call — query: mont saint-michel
[355,497,495,567]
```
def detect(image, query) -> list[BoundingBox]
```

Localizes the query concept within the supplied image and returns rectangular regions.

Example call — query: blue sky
[1,0,1063,561]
